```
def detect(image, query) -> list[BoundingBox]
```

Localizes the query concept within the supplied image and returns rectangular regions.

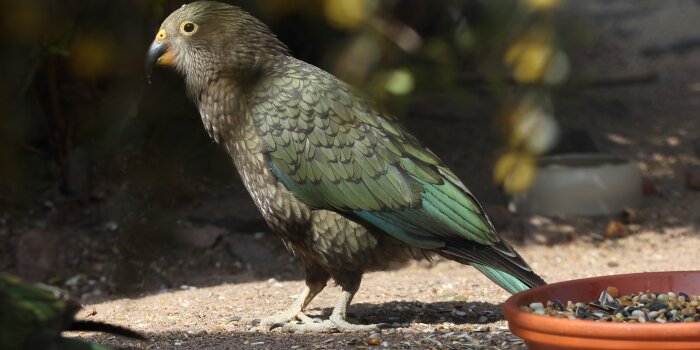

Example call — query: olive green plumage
[246,58,544,289]
[147,1,545,330]
[0,273,144,350]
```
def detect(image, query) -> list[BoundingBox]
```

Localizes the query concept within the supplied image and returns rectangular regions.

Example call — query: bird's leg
[327,288,378,331]
[252,267,328,329]
[280,274,380,332]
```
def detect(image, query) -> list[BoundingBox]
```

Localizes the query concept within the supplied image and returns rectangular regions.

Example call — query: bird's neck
[194,80,242,144]
[186,54,280,104]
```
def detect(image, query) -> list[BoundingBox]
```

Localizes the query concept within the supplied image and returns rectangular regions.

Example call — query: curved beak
[145,39,174,83]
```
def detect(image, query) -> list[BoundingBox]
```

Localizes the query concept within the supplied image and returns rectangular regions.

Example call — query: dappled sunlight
[63,229,700,348]
[67,261,520,348]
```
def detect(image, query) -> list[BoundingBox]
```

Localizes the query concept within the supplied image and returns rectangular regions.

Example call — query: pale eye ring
[180,21,198,35]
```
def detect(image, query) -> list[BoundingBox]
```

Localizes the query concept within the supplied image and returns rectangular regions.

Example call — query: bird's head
[145,1,287,84]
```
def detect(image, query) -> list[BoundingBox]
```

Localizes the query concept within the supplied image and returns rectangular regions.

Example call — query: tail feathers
[439,240,546,293]
[471,263,535,294]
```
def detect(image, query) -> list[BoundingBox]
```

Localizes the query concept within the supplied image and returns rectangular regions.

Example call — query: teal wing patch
[251,58,498,248]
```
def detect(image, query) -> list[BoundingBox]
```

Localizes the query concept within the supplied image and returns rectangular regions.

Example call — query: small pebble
[631,310,644,317]
[452,310,467,317]
[529,302,544,309]
[367,337,381,346]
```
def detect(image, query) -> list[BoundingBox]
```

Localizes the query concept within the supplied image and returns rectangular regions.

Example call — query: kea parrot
[145,1,546,332]
[0,273,145,350]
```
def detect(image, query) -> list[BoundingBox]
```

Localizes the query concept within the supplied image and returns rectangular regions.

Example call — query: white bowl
[511,153,642,216]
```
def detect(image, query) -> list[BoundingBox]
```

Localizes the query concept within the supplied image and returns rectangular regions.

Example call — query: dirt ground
[5,1,700,349]
[65,224,700,350]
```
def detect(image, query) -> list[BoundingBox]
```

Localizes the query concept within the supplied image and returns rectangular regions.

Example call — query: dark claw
[250,319,261,326]
[376,323,394,329]
[269,322,285,331]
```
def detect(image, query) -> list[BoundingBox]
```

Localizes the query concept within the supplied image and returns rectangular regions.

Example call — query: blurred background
[1,0,699,299]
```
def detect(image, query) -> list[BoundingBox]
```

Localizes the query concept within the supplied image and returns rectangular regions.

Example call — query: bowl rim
[504,271,700,340]
[536,153,635,170]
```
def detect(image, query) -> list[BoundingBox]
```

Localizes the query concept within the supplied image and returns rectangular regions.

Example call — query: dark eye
[180,21,198,35]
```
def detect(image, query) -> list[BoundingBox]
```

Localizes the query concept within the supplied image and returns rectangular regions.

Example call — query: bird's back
[227,56,545,292]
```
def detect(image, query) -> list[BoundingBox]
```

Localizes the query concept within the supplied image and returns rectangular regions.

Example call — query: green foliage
[0,273,144,350]
[0,273,73,349]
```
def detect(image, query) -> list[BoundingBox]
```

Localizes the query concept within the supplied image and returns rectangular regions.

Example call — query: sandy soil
[65,219,700,349]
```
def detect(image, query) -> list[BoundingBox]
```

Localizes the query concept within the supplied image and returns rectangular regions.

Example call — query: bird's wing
[251,60,544,291]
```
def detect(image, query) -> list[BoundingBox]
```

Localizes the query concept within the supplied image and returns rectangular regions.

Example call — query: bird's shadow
[311,300,504,325]
[72,300,506,350]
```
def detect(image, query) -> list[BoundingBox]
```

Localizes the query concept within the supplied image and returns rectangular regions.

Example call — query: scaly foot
[274,314,385,333]
[270,285,395,332]
[235,284,325,330]
[251,310,311,329]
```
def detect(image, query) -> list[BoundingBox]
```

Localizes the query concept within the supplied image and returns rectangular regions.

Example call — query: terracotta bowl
[504,271,700,350]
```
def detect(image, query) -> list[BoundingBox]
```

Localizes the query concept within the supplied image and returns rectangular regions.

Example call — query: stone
[174,223,228,249]
[15,229,61,281]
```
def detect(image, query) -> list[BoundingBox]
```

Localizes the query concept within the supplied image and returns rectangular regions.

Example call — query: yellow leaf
[526,0,560,11]
[323,0,373,29]
[494,152,537,194]
[513,42,552,83]
[70,35,114,78]
[384,69,414,95]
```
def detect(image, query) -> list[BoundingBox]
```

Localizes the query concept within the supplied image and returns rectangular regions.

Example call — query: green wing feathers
[255,58,545,293]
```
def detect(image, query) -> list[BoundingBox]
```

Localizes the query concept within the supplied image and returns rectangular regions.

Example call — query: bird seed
[521,287,700,322]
